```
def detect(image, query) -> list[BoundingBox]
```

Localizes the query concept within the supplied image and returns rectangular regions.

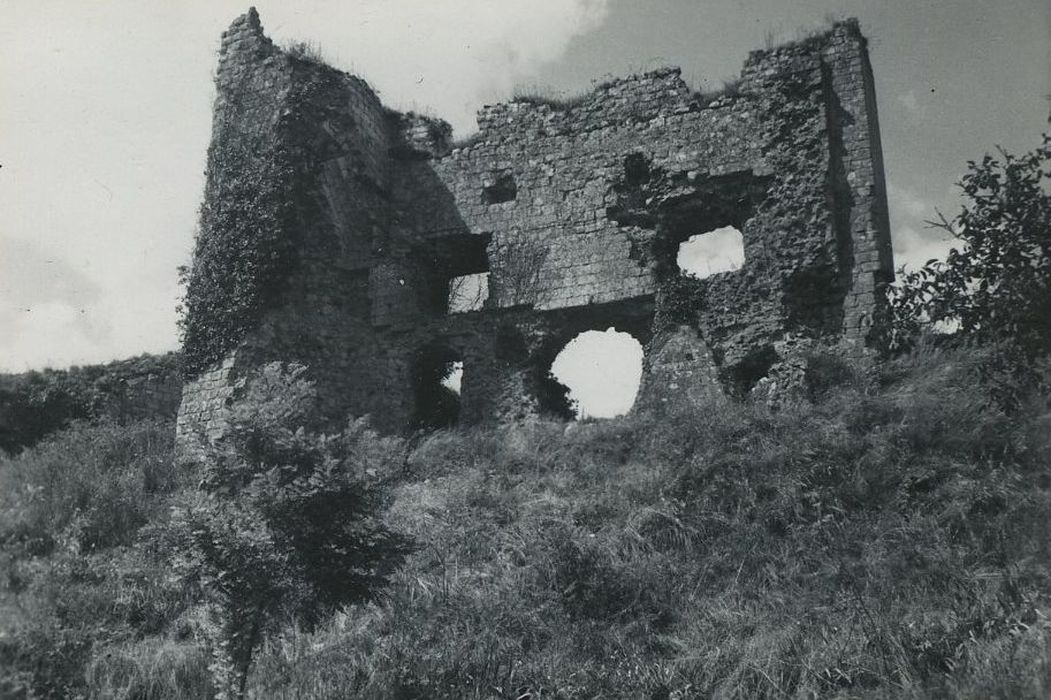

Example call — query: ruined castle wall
[399,20,891,401]
[820,28,894,344]
[419,72,765,311]
[179,11,451,441]
[256,61,397,429]
[187,26,406,441]
[176,10,292,448]
[177,12,893,448]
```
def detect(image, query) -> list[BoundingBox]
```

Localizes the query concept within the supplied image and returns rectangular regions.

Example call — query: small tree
[171,363,408,699]
[492,240,550,308]
[889,133,1050,357]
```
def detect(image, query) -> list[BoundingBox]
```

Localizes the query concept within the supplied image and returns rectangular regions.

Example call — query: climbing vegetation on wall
[178,97,298,377]
[178,55,344,377]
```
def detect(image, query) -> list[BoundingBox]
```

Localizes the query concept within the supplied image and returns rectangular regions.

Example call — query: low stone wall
[0,353,182,453]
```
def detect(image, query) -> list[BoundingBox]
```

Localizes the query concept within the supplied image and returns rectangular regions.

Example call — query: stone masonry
[176,8,894,448]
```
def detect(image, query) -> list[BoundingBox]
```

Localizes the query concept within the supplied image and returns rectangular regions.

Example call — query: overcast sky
[1,0,1048,377]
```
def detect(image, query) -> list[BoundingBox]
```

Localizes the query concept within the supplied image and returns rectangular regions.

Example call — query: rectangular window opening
[481,172,517,205]
[448,272,490,313]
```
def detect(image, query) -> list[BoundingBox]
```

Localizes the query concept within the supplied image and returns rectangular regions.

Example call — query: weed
[510,84,591,111]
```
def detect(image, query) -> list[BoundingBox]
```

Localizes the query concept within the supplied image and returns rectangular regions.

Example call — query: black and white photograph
[1,1,1048,697]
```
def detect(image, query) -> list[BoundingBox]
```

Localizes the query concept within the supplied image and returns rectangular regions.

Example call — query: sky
[1,1,1048,405]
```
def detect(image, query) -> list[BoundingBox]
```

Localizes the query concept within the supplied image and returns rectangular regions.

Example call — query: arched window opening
[676,225,744,279]
[549,328,643,419]
[412,345,462,430]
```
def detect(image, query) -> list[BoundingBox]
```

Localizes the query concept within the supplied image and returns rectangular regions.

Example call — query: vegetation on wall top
[0,352,181,455]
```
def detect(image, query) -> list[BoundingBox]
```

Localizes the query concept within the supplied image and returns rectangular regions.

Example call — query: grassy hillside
[2,345,1049,698]
[0,418,194,698]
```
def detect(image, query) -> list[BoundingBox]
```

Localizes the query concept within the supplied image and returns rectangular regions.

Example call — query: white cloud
[253,0,610,134]
[0,301,109,372]
[896,89,926,118]
[886,182,959,273]
[891,224,960,273]
[0,236,109,370]
[0,1,609,371]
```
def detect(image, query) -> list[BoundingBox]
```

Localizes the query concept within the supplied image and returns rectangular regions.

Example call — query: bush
[0,352,180,454]
[889,133,1050,362]
[169,363,410,699]
[0,418,179,556]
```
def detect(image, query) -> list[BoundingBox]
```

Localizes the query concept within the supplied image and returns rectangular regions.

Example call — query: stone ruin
[176,8,893,448]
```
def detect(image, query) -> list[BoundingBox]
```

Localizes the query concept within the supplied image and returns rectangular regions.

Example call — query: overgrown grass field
[2,346,1049,698]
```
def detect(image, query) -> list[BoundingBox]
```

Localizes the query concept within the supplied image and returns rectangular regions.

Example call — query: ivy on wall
[179,53,346,377]
[178,85,298,376]
[653,274,710,331]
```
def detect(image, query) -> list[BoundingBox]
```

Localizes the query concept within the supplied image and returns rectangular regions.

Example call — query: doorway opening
[412,343,462,430]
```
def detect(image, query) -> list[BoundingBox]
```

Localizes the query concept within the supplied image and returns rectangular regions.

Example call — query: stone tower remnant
[177,8,893,448]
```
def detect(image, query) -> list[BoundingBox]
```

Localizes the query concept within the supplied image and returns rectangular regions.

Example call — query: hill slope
[252,346,1051,698]
[2,345,1050,699]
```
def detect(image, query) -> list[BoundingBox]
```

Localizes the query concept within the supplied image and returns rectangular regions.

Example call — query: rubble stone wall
[177,9,893,450]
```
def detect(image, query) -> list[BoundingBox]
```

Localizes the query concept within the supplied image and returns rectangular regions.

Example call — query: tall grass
[0,419,192,699]
[249,346,1051,698]
[0,418,180,555]
[85,637,213,700]
[3,346,1049,698]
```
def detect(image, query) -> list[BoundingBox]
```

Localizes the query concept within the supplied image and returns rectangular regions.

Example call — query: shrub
[169,363,410,699]
[889,133,1050,362]
[0,352,180,454]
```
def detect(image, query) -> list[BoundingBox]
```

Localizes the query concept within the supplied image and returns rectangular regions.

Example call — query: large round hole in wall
[550,328,643,419]
[677,226,745,279]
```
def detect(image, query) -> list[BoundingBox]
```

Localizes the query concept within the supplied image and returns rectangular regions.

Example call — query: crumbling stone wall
[177,9,893,450]
[1,353,182,454]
